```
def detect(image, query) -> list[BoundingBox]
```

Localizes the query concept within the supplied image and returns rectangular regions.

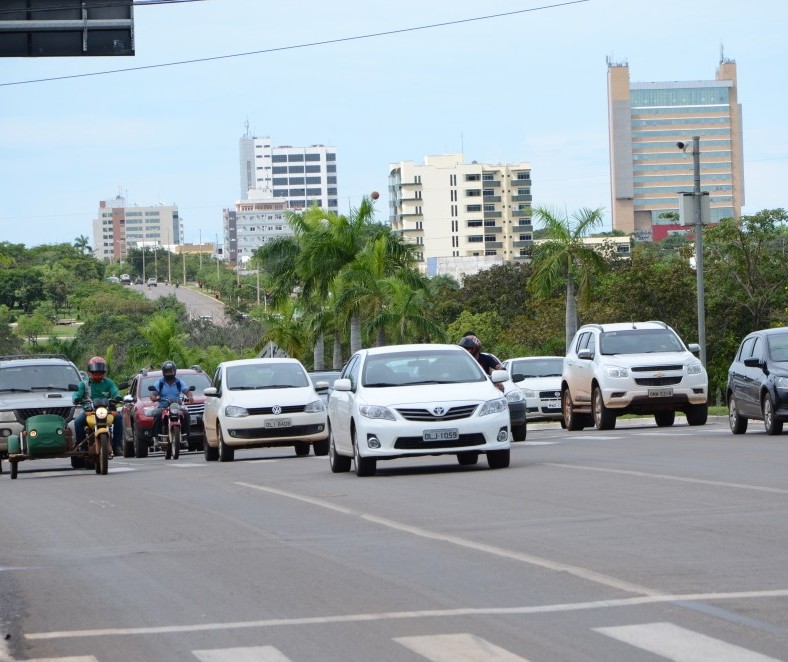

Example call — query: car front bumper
[223,412,328,447]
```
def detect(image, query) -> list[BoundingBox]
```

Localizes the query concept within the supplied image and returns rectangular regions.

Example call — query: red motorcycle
[149,385,195,460]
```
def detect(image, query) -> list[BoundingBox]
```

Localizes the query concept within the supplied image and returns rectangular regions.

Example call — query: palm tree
[73,235,92,255]
[529,206,606,351]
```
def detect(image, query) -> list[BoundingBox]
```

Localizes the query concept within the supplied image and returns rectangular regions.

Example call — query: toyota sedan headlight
[687,361,704,375]
[605,365,629,379]
[506,389,525,403]
[304,399,325,413]
[479,397,507,416]
[359,405,396,421]
[225,405,249,417]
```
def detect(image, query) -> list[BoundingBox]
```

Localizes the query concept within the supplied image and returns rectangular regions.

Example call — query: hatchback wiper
[0,387,31,392]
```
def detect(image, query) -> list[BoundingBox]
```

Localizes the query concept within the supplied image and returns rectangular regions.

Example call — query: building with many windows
[388,154,533,276]
[238,129,338,213]
[92,196,180,262]
[223,188,290,265]
[607,57,744,239]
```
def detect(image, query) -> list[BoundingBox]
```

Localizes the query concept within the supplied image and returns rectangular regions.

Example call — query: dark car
[121,366,211,457]
[726,327,788,435]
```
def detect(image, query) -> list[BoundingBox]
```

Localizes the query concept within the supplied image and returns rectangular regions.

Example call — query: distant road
[131,282,226,324]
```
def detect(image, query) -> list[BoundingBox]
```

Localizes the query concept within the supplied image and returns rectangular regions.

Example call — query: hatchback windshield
[141,373,211,395]
[600,329,684,355]
[768,333,788,362]
[226,363,309,390]
[362,350,486,387]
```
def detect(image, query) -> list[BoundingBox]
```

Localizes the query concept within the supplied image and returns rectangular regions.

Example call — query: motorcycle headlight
[225,405,248,417]
[168,403,180,415]
[304,399,325,413]
[143,406,158,417]
[479,397,507,416]
[359,405,396,421]
[96,407,108,419]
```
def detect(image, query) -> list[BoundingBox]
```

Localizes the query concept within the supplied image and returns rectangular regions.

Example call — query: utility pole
[691,136,706,367]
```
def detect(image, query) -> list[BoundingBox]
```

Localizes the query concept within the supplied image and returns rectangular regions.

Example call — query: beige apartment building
[388,154,533,276]
[607,57,744,239]
[92,196,181,262]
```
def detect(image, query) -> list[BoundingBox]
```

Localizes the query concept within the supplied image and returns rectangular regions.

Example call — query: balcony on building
[481,179,501,187]
[511,194,532,202]
[483,210,502,218]
[512,240,533,247]
[512,209,532,218]
[482,194,502,202]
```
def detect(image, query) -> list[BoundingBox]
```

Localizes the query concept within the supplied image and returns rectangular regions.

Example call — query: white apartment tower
[223,188,290,265]
[92,196,180,262]
[239,129,338,213]
[388,154,533,276]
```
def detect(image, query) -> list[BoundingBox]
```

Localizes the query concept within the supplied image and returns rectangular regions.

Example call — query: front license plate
[423,428,459,442]
[264,418,292,429]
[648,388,673,398]
[545,399,561,409]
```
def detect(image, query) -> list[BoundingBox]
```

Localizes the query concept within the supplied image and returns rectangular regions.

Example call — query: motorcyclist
[459,334,502,375]
[151,361,193,443]
[72,356,124,457]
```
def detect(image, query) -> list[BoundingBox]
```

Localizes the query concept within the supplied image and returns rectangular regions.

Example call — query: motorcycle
[149,385,195,460]
[79,396,123,475]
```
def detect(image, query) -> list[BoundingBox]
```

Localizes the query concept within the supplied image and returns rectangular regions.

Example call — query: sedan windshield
[509,358,563,380]
[226,364,309,390]
[600,329,684,355]
[362,350,486,387]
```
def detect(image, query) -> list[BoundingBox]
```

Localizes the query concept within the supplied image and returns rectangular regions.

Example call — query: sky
[1,0,786,248]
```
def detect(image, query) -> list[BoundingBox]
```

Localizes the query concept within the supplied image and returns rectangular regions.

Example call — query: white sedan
[327,344,511,476]
[502,356,565,425]
[202,358,328,461]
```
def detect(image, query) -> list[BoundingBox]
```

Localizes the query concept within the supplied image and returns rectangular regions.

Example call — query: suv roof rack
[0,354,71,361]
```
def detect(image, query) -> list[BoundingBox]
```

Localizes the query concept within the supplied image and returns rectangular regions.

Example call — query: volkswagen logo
[272,405,282,415]
[432,406,446,417]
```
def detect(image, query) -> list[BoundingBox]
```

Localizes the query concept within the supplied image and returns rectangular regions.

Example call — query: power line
[0,0,590,87]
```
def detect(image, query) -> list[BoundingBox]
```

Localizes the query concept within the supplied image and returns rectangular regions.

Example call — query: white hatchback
[327,344,511,476]
[502,356,565,425]
[202,358,328,461]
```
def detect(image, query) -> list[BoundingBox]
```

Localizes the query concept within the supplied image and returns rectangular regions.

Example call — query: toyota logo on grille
[272,405,282,415]
[432,406,446,417]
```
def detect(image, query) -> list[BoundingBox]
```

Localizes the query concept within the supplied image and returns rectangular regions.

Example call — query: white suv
[561,321,708,430]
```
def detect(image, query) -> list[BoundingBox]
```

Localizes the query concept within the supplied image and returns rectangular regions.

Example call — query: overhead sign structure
[0,0,134,57]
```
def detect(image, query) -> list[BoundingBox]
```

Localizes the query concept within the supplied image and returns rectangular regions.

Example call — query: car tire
[511,422,526,442]
[763,394,783,435]
[70,456,86,469]
[133,424,148,459]
[486,448,510,469]
[562,390,585,431]
[592,386,616,430]
[312,438,329,456]
[203,436,218,462]
[685,403,708,427]
[728,395,748,434]
[353,429,376,477]
[10,460,18,479]
[654,411,675,427]
[457,452,479,466]
[329,427,351,473]
[294,441,310,456]
[218,426,234,462]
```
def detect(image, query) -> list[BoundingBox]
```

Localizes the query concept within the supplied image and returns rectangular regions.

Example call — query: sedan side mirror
[204,386,218,396]
[490,369,508,384]
[333,378,352,392]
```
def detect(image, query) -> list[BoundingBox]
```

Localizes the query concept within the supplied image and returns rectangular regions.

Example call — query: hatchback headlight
[479,397,507,416]
[506,389,525,403]
[225,405,248,417]
[687,361,704,375]
[520,388,536,398]
[0,411,16,423]
[359,405,396,421]
[605,365,629,379]
[304,399,325,413]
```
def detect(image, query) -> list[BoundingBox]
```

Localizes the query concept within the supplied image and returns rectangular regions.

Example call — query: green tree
[74,235,92,255]
[528,206,606,351]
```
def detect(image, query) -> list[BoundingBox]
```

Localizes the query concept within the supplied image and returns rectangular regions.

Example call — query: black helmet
[161,361,177,378]
[459,335,481,350]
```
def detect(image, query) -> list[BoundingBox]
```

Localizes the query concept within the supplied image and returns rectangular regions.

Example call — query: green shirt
[73,377,121,403]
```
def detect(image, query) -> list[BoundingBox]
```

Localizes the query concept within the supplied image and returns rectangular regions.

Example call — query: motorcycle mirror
[148,385,157,391]
[188,385,196,391]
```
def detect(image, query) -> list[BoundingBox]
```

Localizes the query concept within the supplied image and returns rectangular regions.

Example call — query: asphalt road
[1,420,787,661]
[132,282,227,324]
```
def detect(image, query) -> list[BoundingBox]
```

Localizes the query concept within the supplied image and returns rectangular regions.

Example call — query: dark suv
[727,326,788,435]
[121,366,211,457]
[0,354,82,467]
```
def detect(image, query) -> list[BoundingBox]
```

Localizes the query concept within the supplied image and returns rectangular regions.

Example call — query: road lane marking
[24,590,788,640]
[235,481,658,596]
[395,633,530,661]
[545,463,788,494]
[193,646,291,661]
[594,622,782,661]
